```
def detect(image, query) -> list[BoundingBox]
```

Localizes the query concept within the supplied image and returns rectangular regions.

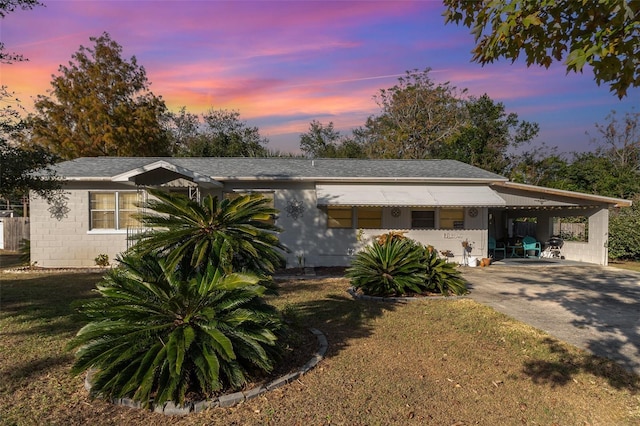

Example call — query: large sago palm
[130,188,287,276]
[68,254,283,407]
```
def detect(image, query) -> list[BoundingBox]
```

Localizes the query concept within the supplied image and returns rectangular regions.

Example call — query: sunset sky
[2,1,638,154]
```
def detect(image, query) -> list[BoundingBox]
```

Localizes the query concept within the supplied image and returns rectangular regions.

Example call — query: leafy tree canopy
[432,94,539,174]
[175,109,269,157]
[299,120,365,158]
[443,0,640,98]
[27,32,171,159]
[1,1,59,204]
[361,68,468,159]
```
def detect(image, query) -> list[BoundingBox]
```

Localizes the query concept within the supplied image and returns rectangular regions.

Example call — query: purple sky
[3,1,638,155]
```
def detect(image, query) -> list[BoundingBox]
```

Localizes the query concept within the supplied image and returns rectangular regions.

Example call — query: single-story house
[29,157,631,268]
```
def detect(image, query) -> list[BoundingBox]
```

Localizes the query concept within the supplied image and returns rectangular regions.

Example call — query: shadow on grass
[0,253,24,269]
[0,272,103,337]
[4,353,74,386]
[276,280,398,359]
[523,337,639,392]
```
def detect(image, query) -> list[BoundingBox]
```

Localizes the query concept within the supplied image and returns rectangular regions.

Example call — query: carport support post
[590,208,609,266]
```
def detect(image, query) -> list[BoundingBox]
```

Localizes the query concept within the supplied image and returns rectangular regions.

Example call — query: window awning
[316,184,506,207]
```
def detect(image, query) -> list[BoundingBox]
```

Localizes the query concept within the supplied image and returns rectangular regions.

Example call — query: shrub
[94,253,109,267]
[346,236,427,297]
[421,245,467,296]
[19,238,30,264]
[68,254,284,407]
[609,196,640,260]
[347,233,467,297]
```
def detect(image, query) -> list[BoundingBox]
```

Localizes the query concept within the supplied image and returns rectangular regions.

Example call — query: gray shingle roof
[52,157,508,182]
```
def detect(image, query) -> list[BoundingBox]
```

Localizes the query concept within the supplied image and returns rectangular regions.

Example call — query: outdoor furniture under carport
[522,236,542,258]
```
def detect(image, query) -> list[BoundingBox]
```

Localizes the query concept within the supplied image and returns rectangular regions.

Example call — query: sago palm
[68,253,283,407]
[346,237,426,296]
[130,188,287,276]
[422,245,467,296]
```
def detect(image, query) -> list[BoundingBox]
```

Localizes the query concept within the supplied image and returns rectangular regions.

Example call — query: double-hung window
[89,192,140,230]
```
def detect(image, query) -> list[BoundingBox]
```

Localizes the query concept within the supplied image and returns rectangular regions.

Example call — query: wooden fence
[1,218,30,251]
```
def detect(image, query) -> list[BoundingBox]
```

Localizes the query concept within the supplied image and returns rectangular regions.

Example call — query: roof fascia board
[494,181,632,208]
[111,160,222,188]
[212,177,508,183]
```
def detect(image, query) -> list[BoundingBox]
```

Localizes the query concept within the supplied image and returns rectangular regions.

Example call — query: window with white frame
[90,192,140,230]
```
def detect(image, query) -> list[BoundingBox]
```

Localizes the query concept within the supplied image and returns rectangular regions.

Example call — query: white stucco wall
[273,186,489,267]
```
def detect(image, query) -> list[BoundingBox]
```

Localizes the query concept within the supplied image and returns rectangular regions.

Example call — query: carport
[489,182,632,266]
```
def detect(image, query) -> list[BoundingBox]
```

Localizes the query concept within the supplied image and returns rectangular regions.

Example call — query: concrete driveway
[462,263,640,376]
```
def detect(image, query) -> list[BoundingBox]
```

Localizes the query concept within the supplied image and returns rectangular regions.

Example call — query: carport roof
[492,181,632,208]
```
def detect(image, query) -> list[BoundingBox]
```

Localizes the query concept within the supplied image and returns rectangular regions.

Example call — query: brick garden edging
[84,328,328,416]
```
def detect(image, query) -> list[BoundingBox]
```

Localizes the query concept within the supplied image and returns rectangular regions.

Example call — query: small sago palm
[130,188,287,276]
[68,254,283,407]
[346,237,426,297]
[422,245,467,296]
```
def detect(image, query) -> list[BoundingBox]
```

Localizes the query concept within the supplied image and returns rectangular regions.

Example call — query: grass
[609,259,640,273]
[1,265,640,425]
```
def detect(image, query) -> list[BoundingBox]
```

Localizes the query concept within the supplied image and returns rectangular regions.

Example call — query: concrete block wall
[30,189,130,268]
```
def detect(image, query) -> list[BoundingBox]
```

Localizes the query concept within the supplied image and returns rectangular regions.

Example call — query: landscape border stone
[84,327,328,416]
[347,287,468,301]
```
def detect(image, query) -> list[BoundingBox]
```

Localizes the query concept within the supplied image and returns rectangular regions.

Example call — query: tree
[0,1,42,63]
[609,195,640,260]
[299,120,341,158]
[590,109,639,170]
[361,69,468,159]
[69,254,283,407]
[27,32,171,159]
[552,110,640,199]
[562,152,639,199]
[0,1,59,205]
[0,137,60,204]
[164,106,200,156]
[298,120,365,158]
[432,94,539,174]
[130,189,287,276]
[443,0,640,98]
[507,143,569,187]
[180,109,268,157]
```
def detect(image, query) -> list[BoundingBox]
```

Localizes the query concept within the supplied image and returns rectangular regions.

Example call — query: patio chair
[488,237,506,259]
[522,236,541,258]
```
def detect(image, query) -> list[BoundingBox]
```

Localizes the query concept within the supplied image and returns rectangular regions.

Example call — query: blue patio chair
[522,236,541,258]
[488,237,506,259]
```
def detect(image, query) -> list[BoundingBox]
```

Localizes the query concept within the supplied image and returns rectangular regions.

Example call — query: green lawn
[1,266,639,425]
